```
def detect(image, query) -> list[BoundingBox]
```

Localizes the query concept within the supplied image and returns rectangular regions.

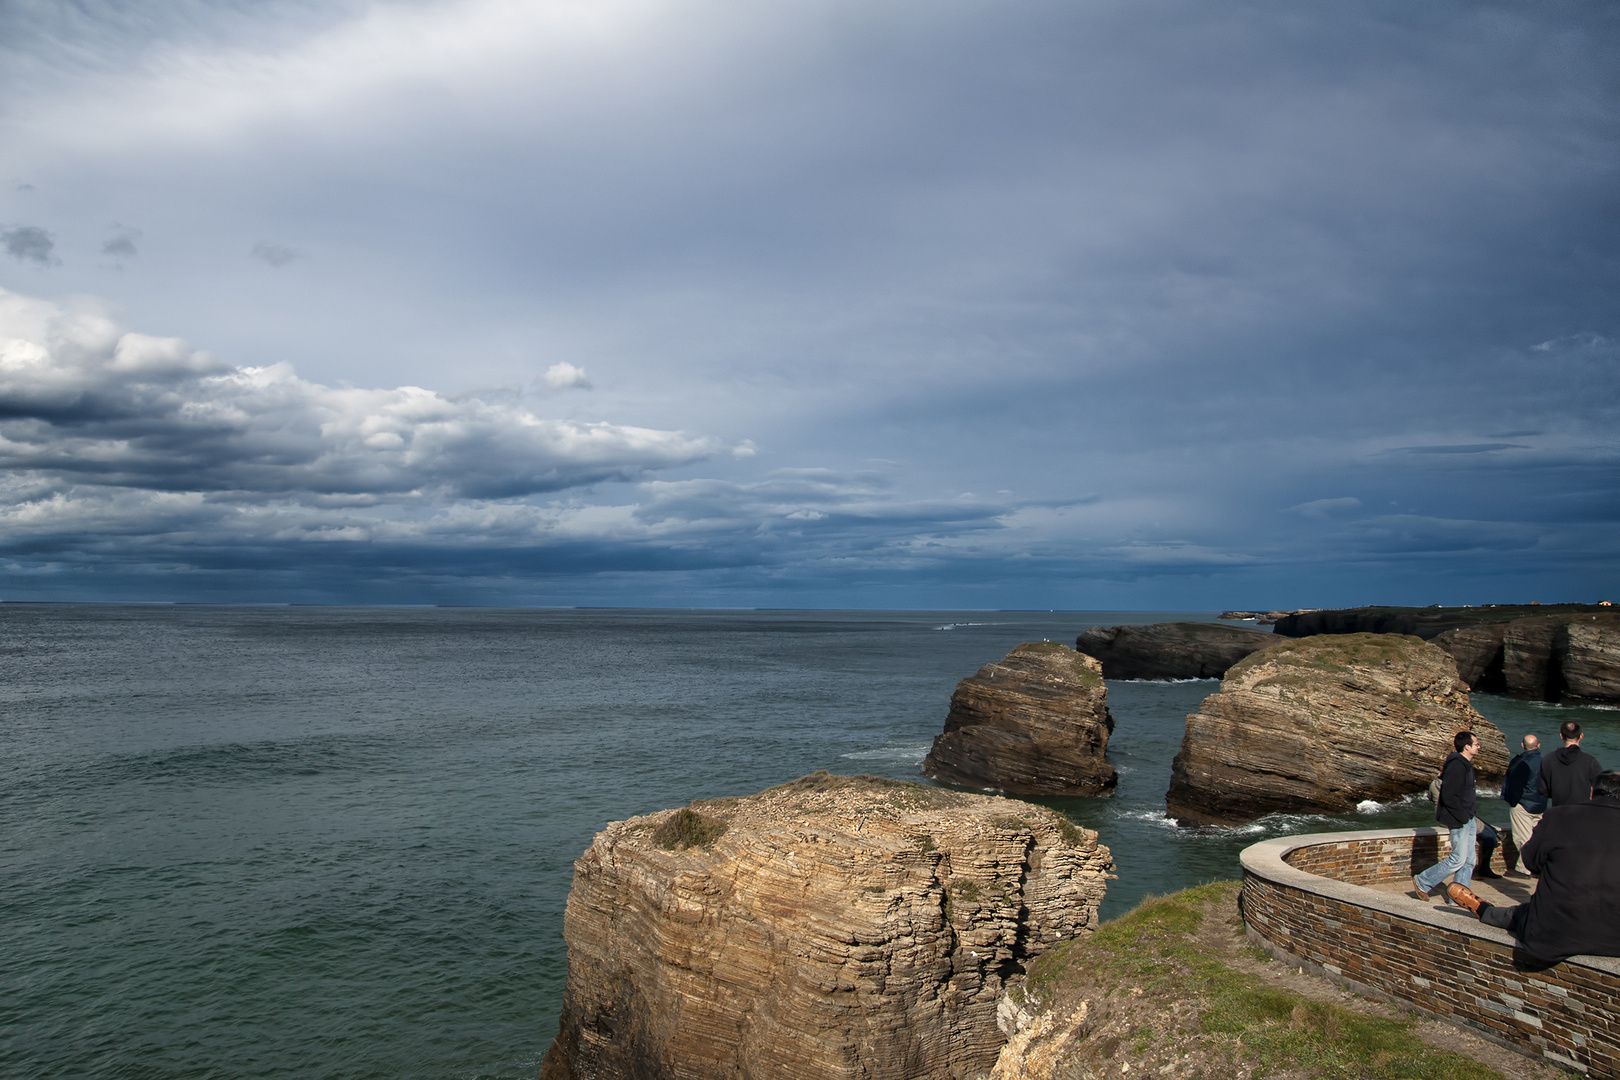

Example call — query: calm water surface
[2,605,1615,1079]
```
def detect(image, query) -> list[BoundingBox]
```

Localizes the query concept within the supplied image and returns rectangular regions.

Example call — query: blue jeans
[1417,818,1477,893]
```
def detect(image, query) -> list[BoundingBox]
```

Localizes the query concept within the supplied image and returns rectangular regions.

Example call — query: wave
[1110,677,1219,685]
[839,743,932,764]
[932,622,1007,630]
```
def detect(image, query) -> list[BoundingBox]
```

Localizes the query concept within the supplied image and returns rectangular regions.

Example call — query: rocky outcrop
[1429,613,1620,703]
[1431,624,1507,691]
[1272,603,1609,641]
[1218,609,1321,625]
[540,773,1114,1080]
[923,643,1116,796]
[1273,605,1620,704]
[1165,634,1509,827]
[1075,622,1282,680]
[1560,614,1620,704]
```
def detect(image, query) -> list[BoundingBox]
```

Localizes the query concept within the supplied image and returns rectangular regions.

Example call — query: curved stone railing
[1240,828,1620,1077]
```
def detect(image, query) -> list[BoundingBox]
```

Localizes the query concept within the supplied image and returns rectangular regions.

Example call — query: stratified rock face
[1432,624,1506,691]
[1501,615,1566,701]
[1164,633,1510,827]
[1075,622,1281,680]
[1557,614,1620,704]
[923,643,1117,796]
[540,774,1115,1080]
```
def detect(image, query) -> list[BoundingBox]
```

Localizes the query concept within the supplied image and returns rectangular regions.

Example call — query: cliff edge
[540,773,1114,1080]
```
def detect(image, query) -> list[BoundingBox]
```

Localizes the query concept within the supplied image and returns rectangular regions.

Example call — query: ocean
[3,604,1614,1079]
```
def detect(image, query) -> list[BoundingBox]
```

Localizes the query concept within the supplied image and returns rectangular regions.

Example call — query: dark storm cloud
[3,226,56,266]
[250,242,300,268]
[102,227,140,259]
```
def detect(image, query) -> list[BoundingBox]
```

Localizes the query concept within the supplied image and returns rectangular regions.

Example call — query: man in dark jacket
[1501,734,1548,875]
[1411,730,1480,901]
[1447,770,1620,962]
[1537,721,1602,807]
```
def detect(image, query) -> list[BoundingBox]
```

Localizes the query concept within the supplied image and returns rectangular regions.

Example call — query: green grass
[650,807,728,851]
[1027,882,1502,1080]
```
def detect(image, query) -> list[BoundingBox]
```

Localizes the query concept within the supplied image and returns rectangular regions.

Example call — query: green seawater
[2,605,1613,1079]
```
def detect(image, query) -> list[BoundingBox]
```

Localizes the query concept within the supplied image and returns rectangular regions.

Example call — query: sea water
[2,604,1614,1079]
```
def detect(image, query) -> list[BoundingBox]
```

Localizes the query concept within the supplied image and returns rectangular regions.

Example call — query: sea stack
[540,773,1114,1080]
[1074,621,1282,680]
[1165,633,1509,827]
[923,642,1117,796]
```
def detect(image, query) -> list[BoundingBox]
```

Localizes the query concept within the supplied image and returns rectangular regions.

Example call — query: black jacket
[1434,752,1476,829]
[1517,796,1620,961]
[1501,749,1547,813]
[1536,744,1603,807]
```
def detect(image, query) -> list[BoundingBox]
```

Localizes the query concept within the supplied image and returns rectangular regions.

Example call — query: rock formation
[923,642,1117,796]
[1218,609,1321,625]
[1074,621,1282,680]
[1270,604,1620,704]
[1431,624,1507,691]
[1165,633,1510,827]
[540,773,1115,1080]
[1560,614,1620,704]
[1430,613,1620,704]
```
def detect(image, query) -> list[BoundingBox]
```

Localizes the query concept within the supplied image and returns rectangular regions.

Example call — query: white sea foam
[932,622,1004,630]
[1111,677,1219,684]
[839,744,932,764]
[1356,799,1383,813]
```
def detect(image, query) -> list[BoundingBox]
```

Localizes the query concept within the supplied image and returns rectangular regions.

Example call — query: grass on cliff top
[1229,632,1427,679]
[1012,640,1104,688]
[1025,882,1501,1080]
[651,808,727,851]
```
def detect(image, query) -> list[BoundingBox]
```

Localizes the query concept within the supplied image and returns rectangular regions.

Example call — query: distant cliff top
[1272,603,1612,639]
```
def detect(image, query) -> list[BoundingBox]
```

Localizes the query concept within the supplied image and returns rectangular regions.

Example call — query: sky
[1,0,1617,609]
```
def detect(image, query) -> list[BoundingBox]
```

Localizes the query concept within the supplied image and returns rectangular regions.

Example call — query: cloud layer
[0,0,1617,606]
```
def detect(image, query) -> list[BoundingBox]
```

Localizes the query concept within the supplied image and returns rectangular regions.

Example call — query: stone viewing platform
[1241,827,1620,1076]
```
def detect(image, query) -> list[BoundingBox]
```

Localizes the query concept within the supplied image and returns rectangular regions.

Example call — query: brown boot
[1445,883,1484,916]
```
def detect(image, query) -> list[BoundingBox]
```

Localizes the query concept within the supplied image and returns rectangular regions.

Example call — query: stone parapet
[1241,829,1620,1077]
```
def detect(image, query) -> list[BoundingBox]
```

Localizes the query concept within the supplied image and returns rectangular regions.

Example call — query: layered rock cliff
[1074,621,1281,680]
[1164,633,1509,827]
[540,773,1114,1080]
[923,643,1117,796]
[1269,605,1620,705]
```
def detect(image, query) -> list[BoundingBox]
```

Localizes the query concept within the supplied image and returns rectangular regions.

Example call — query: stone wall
[1241,829,1620,1077]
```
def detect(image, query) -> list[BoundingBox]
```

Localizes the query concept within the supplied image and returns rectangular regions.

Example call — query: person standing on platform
[1501,734,1548,876]
[1537,721,1602,807]
[1411,730,1481,902]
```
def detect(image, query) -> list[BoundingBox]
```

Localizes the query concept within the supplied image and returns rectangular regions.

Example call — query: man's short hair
[1561,721,1583,741]
[1593,771,1620,801]
[1454,730,1476,754]
[1524,734,1540,750]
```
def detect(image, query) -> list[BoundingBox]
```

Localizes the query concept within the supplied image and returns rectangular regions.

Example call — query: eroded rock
[1075,622,1282,680]
[540,773,1114,1080]
[924,642,1117,796]
[1165,633,1509,827]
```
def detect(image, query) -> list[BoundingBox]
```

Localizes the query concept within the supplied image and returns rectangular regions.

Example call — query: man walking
[1446,770,1620,963]
[1537,721,1602,807]
[1412,730,1481,902]
[1501,734,1548,875]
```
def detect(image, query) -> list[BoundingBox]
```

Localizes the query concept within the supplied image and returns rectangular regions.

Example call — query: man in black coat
[1448,770,1620,963]
[1412,730,1480,901]
[1537,721,1602,807]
